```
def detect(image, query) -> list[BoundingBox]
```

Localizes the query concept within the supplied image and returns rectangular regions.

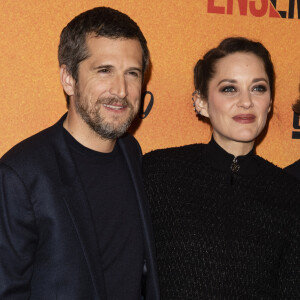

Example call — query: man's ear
[194,92,209,118]
[60,65,75,96]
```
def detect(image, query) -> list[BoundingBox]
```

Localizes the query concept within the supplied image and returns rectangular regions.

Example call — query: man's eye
[129,71,139,77]
[221,86,236,93]
[98,68,110,73]
[253,85,267,92]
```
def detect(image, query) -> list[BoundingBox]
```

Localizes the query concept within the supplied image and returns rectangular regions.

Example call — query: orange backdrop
[0,0,299,167]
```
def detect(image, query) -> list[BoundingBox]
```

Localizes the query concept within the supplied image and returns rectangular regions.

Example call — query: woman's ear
[194,91,209,118]
[268,99,273,113]
[60,65,75,97]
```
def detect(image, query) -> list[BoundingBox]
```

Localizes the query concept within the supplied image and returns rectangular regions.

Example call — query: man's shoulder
[120,133,139,145]
[1,116,64,170]
[119,133,142,156]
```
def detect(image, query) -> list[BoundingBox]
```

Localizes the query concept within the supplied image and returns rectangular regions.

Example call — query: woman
[143,37,300,298]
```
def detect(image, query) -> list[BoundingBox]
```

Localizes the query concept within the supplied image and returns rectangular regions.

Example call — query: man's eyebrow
[127,67,142,73]
[93,64,113,70]
[93,65,142,73]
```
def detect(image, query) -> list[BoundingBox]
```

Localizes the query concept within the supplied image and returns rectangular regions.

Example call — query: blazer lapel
[62,180,106,300]
[118,136,160,299]
[50,115,107,300]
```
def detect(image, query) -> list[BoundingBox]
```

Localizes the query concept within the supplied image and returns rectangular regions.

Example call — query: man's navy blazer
[0,115,160,299]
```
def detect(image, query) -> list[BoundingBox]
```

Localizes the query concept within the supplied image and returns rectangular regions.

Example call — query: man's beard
[75,88,138,140]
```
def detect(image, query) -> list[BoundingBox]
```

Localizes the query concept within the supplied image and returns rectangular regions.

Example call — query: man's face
[74,36,143,140]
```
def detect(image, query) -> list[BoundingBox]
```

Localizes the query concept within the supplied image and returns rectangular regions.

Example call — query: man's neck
[63,112,116,153]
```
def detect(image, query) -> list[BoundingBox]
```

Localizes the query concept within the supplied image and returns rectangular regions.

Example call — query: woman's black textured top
[143,138,300,299]
[285,159,300,181]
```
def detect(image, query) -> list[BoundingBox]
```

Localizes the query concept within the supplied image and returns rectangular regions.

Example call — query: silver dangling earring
[192,90,201,115]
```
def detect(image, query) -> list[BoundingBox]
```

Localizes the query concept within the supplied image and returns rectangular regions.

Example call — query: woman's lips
[232,114,256,124]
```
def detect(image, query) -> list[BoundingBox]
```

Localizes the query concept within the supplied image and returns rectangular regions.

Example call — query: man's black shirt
[64,128,143,299]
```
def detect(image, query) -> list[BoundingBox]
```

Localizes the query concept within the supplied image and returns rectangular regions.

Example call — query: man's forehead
[84,35,143,64]
[85,34,141,50]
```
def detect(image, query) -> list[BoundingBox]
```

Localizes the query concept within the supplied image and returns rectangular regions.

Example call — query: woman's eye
[253,85,267,92]
[221,86,236,93]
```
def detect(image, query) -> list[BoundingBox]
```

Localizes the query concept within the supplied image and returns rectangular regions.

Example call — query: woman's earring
[192,90,201,115]
[193,101,197,112]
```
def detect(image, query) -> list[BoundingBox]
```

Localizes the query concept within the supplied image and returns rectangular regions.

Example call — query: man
[0,7,159,299]
[285,98,300,180]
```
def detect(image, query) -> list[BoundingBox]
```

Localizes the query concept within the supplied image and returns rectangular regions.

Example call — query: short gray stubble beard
[74,87,138,140]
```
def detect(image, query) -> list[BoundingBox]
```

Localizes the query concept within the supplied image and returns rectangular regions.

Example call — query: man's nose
[109,75,128,99]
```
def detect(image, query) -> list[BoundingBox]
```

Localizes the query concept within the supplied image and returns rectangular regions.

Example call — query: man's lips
[232,114,256,124]
[103,103,127,111]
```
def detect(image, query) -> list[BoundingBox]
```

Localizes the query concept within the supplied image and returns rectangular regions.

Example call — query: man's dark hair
[194,37,275,101]
[58,7,149,106]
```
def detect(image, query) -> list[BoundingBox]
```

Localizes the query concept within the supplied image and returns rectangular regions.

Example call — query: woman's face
[201,52,272,152]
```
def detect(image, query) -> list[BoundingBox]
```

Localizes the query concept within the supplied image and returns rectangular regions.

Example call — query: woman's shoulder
[143,143,205,163]
[255,155,300,212]
[285,159,300,181]
[143,143,206,177]
[256,155,299,182]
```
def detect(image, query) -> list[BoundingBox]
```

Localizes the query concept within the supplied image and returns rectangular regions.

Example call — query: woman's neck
[212,133,254,157]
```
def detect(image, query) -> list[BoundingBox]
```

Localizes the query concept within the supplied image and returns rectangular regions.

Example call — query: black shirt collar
[205,137,259,176]
[63,127,119,162]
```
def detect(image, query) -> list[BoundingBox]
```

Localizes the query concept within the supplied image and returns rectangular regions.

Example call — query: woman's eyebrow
[217,79,237,86]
